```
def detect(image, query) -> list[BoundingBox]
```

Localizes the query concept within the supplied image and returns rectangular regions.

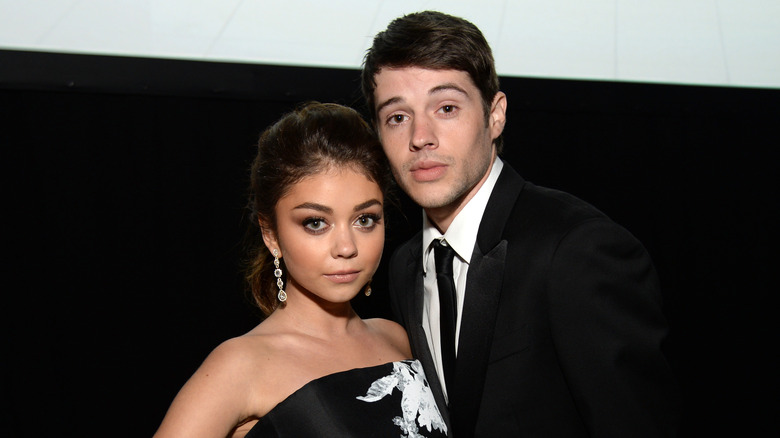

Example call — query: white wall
[1,0,778,88]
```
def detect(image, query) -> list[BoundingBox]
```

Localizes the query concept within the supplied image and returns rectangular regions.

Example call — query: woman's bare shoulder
[363,317,405,333]
[363,318,411,357]
[153,330,275,438]
[212,331,273,364]
[187,330,279,402]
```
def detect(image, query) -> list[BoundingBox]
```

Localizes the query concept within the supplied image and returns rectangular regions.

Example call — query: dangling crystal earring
[364,280,372,297]
[273,249,286,302]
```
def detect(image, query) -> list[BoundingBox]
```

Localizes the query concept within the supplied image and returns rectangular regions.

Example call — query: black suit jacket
[388,163,680,437]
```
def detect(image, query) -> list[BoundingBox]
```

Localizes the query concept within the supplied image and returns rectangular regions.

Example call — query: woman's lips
[324,271,360,283]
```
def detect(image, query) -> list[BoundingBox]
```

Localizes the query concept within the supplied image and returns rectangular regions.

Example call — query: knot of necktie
[432,239,456,277]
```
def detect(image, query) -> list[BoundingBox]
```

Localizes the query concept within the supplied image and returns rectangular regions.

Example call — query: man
[361,11,680,437]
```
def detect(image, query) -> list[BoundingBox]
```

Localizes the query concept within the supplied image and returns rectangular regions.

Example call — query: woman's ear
[259,221,280,257]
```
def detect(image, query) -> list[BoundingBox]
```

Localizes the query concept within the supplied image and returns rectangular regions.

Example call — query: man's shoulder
[495,177,614,240]
[520,181,607,220]
[491,162,607,223]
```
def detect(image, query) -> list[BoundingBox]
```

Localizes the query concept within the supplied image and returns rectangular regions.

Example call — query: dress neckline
[266,359,417,415]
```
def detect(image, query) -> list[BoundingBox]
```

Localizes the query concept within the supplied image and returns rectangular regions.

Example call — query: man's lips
[323,271,361,283]
[409,160,447,182]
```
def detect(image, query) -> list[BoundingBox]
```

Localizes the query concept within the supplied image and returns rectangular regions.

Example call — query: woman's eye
[303,218,327,232]
[358,216,374,227]
[355,214,380,229]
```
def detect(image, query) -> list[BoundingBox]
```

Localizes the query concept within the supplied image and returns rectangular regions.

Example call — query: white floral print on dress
[356,360,447,437]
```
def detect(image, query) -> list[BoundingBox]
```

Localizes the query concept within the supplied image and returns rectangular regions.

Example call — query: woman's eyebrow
[354,199,382,212]
[293,202,332,214]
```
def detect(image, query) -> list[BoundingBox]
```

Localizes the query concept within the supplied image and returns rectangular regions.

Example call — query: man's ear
[259,221,280,256]
[489,91,507,139]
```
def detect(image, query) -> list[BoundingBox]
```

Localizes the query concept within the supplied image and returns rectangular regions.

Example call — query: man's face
[372,67,506,227]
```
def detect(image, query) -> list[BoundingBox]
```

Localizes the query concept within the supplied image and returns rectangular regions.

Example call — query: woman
[154,102,448,438]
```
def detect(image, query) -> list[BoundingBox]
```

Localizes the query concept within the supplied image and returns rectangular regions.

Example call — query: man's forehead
[374,66,472,85]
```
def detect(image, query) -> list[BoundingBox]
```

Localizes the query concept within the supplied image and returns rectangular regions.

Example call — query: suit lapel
[450,164,526,436]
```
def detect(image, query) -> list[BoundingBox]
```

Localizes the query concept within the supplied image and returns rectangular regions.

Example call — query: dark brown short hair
[245,102,392,315]
[361,11,502,151]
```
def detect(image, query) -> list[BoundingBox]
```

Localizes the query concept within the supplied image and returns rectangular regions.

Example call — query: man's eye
[388,114,407,125]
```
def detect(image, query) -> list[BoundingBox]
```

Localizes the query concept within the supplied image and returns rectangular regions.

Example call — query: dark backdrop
[2,50,777,436]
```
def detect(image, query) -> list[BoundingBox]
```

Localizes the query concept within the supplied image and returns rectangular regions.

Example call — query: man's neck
[425,155,497,234]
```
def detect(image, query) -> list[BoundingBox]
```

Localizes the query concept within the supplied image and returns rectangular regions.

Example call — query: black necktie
[432,239,457,396]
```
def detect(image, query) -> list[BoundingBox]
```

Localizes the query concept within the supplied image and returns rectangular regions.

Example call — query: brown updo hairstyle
[245,102,393,316]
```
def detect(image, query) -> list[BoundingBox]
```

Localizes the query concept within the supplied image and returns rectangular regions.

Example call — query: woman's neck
[269,297,361,341]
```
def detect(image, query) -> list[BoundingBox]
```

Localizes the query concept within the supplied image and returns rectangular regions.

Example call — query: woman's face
[264,166,384,306]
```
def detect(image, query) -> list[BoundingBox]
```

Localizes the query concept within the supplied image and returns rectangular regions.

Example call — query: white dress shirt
[421,157,503,401]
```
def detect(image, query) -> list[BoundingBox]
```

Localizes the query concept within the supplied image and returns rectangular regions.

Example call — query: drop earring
[364,280,372,297]
[273,249,286,302]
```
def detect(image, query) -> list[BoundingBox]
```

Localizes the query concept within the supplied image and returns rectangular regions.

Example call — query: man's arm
[547,218,681,437]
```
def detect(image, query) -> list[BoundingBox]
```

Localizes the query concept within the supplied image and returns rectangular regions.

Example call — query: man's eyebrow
[375,83,470,116]
[354,199,382,212]
[429,83,469,97]
[293,202,333,214]
[376,96,402,117]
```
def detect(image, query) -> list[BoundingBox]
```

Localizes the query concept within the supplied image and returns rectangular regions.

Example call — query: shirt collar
[422,157,504,272]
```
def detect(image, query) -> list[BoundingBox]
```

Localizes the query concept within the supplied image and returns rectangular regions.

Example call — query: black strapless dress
[245,359,448,437]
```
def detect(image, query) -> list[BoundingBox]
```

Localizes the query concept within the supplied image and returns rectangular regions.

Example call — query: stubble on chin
[410,155,492,213]
[391,163,443,209]
[398,175,465,211]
